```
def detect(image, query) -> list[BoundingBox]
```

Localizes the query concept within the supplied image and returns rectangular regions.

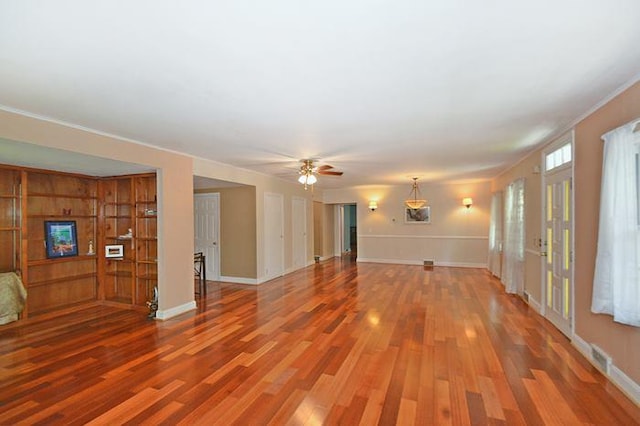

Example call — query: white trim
[610,364,640,406]
[284,260,316,275]
[494,72,640,181]
[571,334,640,406]
[527,295,542,313]
[0,104,188,159]
[360,234,488,240]
[219,276,258,285]
[155,301,197,320]
[356,257,486,268]
[572,72,640,131]
[571,333,591,358]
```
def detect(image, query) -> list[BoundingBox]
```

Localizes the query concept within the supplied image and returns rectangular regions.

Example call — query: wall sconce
[462,197,473,209]
[368,200,378,212]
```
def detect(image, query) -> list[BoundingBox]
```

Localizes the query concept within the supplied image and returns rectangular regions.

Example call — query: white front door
[264,192,284,280]
[194,193,220,280]
[543,167,573,337]
[292,197,307,270]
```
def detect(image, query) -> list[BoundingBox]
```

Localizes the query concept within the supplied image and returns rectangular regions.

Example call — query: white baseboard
[527,295,542,313]
[317,256,333,261]
[610,364,640,405]
[155,301,197,320]
[356,257,486,268]
[220,276,258,285]
[572,333,640,405]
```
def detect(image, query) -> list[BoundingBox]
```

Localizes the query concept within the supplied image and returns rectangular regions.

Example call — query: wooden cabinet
[98,173,157,308]
[0,168,22,274]
[0,164,158,320]
[24,170,99,316]
[134,176,157,306]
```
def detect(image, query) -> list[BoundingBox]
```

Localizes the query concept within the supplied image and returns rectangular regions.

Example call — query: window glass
[545,142,572,172]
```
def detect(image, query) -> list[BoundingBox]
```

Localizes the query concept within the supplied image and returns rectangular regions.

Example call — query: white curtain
[488,191,503,277]
[502,178,525,294]
[592,120,640,327]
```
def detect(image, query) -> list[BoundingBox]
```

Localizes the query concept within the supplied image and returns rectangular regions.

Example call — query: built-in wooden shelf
[29,214,97,219]
[28,255,98,266]
[137,273,158,280]
[0,165,157,319]
[29,273,96,288]
[106,271,133,278]
[28,192,98,200]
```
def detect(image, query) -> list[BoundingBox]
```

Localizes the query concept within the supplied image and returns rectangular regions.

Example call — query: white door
[194,193,220,280]
[292,197,307,270]
[264,193,284,280]
[543,166,573,336]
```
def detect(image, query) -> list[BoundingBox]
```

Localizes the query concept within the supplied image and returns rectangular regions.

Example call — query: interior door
[194,193,220,280]
[292,197,307,271]
[543,168,572,336]
[264,192,284,280]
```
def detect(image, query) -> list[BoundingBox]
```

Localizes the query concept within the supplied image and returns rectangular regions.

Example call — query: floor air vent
[591,344,611,374]
[423,260,434,270]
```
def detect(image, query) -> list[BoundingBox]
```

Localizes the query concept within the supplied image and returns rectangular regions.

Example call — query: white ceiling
[1,1,639,188]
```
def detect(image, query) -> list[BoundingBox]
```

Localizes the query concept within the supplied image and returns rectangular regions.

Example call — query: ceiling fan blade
[318,170,343,176]
[317,164,334,171]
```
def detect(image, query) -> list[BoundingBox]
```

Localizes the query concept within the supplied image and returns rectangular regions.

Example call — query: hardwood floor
[1,258,638,425]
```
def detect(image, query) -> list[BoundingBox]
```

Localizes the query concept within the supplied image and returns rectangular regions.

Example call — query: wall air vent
[591,344,612,374]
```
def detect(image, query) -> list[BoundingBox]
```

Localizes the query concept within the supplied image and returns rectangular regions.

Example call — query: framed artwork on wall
[405,206,431,224]
[44,221,79,258]
[105,244,124,258]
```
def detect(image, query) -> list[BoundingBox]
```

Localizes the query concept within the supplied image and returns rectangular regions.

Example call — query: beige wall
[0,110,195,316]
[218,186,257,278]
[492,152,543,302]
[574,81,640,384]
[323,181,491,266]
[193,159,315,281]
[492,81,640,387]
[322,203,335,258]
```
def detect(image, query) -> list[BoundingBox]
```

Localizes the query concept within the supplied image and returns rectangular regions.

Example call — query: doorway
[337,204,357,257]
[194,193,220,281]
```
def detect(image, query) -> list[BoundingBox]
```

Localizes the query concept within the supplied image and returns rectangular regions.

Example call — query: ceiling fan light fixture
[405,177,426,209]
[300,174,316,185]
[298,162,317,189]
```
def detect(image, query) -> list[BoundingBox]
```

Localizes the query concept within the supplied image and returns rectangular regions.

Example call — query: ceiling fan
[298,159,343,189]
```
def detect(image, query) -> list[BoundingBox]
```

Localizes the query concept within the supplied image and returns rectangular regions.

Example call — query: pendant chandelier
[405,177,426,209]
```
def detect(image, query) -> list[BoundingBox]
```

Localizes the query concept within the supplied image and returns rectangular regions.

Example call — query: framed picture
[405,206,431,224]
[105,244,124,258]
[45,221,79,258]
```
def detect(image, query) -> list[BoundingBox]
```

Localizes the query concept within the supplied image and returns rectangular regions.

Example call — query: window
[502,178,525,294]
[545,142,572,172]
[592,119,640,327]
